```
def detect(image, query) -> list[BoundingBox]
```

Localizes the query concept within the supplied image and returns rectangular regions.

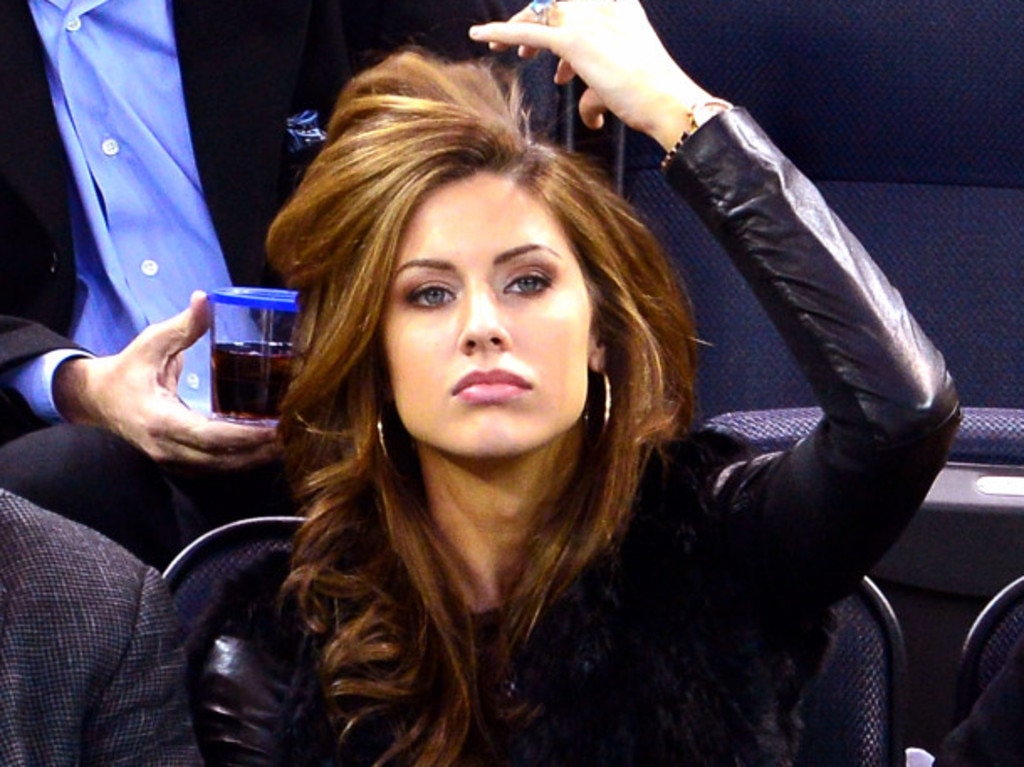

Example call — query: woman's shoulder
[662,427,753,474]
[635,429,754,515]
[620,429,755,569]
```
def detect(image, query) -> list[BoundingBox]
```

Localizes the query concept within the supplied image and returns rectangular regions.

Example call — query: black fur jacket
[185,430,902,767]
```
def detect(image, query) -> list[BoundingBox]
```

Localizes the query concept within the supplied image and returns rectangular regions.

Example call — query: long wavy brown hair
[267,50,698,766]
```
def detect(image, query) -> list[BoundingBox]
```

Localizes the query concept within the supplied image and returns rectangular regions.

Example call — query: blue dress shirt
[9,0,232,417]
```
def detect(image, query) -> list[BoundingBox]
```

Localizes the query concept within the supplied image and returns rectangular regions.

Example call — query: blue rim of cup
[208,287,299,312]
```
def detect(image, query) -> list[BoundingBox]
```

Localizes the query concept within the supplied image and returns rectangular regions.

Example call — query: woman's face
[382,172,604,465]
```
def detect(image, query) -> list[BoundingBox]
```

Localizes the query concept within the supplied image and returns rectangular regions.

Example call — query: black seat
[162,515,301,636]
[953,574,1024,726]
[794,577,907,767]
[706,406,1024,750]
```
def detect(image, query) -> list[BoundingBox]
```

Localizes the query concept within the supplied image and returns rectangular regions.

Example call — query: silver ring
[529,0,555,24]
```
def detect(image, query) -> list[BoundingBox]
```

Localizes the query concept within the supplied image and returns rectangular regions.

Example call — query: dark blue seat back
[623,0,1024,418]
[954,574,1024,724]
[706,405,1024,750]
[163,516,301,637]
[795,577,907,767]
[706,407,1024,466]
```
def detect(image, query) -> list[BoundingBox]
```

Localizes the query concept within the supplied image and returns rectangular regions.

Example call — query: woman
[187,1,960,764]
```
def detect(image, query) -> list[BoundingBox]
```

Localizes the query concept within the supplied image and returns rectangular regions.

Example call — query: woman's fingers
[578,87,608,130]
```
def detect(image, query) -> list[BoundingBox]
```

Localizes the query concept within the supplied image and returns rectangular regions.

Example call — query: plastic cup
[208,287,298,425]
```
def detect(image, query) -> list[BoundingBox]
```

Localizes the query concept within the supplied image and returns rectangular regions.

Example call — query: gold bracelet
[660,99,733,171]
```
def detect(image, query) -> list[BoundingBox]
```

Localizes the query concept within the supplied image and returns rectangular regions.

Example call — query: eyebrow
[394,243,564,276]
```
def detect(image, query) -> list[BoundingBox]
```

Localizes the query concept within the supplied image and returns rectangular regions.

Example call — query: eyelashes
[406,285,454,307]
[506,273,551,295]
[403,272,553,308]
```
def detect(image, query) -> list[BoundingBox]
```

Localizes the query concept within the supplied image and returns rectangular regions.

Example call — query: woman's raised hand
[470,0,718,151]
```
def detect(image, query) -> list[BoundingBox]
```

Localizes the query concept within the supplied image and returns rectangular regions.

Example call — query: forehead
[396,172,572,265]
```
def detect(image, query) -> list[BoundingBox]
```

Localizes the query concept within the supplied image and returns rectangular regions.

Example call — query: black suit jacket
[0,489,201,765]
[0,0,507,435]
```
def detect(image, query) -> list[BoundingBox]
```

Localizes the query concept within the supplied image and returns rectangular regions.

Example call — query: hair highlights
[267,50,698,765]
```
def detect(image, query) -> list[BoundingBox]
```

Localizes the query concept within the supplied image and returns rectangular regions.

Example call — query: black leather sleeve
[192,636,295,767]
[187,552,331,767]
[665,108,961,608]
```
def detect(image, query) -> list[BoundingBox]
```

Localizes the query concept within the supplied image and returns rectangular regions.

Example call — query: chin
[438,423,582,465]
[410,410,584,464]
[448,438,543,462]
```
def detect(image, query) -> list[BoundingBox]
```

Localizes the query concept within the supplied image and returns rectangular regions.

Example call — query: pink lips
[453,369,532,404]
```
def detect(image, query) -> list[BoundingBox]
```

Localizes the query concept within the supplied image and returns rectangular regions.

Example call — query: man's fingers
[174,290,211,351]
[136,291,210,363]
[152,414,282,473]
[174,415,279,454]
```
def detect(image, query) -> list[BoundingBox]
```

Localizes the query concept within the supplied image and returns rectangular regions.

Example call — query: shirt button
[185,373,200,390]
[66,17,82,32]
[140,259,159,276]
[101,138,120,156]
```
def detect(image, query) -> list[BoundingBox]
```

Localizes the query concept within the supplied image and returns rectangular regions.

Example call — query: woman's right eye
[407,285,454,307]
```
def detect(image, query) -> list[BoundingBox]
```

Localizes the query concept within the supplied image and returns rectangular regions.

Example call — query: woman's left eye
[407,285,455,307]
[506,274,551,295]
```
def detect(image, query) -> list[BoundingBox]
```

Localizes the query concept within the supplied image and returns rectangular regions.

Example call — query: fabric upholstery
[954,575,1024,723]
[617,0,1024,417]
[795,578,906,767]
[705,407,1024,466]
[163,516,300,637]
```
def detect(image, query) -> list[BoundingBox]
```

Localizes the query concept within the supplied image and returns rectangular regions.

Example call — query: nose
[458,286,510,354]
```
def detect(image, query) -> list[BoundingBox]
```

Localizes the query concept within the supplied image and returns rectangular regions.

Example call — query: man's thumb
[152,290,211,356]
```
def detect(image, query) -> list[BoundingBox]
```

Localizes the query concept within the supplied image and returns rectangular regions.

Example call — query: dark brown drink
[211,341,292,421]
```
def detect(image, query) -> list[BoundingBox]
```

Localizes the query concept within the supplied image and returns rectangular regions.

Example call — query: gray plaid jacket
[0,489,201,766]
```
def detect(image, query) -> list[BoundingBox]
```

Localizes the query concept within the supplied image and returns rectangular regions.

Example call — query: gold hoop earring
[585,370,612,440]
[377,415,390,460]
[601,371,612,432]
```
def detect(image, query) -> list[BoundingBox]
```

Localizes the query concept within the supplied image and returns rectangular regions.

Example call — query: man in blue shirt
[0,0,509,567]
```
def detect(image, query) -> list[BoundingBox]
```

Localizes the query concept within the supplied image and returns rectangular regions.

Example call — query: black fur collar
[189,432,832,766]
[506,434,832,766]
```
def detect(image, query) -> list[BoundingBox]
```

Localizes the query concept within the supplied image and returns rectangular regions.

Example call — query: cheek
[531,315,594,407]
[384,322,446,415]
